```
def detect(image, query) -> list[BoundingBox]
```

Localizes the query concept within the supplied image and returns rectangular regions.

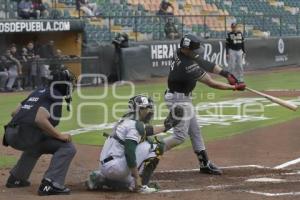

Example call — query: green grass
[177,105,300,149]
[73,131,108,146]
[1,69,300,148]
[0,155,17,168]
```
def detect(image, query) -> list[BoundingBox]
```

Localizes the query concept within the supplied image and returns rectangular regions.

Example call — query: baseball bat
[245,87,298,111]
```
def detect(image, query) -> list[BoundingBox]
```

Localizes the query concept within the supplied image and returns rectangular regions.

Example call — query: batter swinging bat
[245,87,298,111]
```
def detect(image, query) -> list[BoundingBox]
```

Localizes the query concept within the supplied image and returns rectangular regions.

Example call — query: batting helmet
[180,34,202,50]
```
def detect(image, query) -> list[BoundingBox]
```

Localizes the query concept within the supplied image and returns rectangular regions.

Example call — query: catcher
[85,95,183,193]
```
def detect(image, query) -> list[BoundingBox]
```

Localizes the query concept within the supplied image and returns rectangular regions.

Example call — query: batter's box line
[158,181,300,196]
[156,165,271,173]
[158,185,234,194]
[241,190,300,197]
[273,157,300,169]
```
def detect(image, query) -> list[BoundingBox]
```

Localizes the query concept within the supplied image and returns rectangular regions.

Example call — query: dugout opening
[0,31,82,76]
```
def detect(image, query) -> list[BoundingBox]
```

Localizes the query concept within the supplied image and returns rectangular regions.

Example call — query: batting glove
[234,82,246,91]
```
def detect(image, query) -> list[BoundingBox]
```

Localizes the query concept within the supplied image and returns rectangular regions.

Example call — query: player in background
[85,95,183,193]
[163,34,246,175]
[226,23,246,83]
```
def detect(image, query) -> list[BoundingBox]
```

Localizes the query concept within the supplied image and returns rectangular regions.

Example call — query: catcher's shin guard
[196,150,223,175]
[140,157,159,185]
[140,138,165,186]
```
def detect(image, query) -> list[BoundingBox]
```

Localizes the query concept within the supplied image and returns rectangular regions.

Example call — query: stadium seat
[78,0,300,44]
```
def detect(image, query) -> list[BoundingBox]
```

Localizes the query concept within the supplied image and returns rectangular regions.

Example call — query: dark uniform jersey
[168,50,215,94]
[11,88,63,127]
[160,1,172,11]
[226,31,245,53]
[26,48,36,61]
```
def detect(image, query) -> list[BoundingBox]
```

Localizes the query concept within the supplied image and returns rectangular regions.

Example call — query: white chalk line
[274,157,300,169]
[155,163,300,196]
[283,171,300,175]
[159,189,300,197]
[158,185,234,193]
[246,179,300,184]
[156,161,300,196]
[159,183,300,196]
[158,188,203,193]
[156,165,270,173]
[246,178,287,183]
[155,156,300,174]
[243,190,300,197]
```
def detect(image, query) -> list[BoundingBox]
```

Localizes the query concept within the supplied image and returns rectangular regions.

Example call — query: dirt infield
[1,118,300,200]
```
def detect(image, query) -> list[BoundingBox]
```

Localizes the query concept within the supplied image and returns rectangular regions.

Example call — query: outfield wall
[117,37,299,80]
[83,36,300,81]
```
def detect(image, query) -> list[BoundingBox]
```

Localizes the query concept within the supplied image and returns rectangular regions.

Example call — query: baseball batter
[226,23,246,83]
[85,95,182,193]
[163,34,246,175]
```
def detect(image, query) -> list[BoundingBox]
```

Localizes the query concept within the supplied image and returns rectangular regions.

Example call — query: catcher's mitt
[164,105,184,132]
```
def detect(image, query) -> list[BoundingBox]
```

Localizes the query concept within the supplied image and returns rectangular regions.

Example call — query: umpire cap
[180,34,202,50]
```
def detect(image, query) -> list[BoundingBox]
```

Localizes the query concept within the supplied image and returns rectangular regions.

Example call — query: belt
[100,156,114,165]
[166,89,191,97]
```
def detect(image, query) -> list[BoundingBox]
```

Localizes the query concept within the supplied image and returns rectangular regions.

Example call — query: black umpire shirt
[6,88,62,147]
[168,50,215,94]
[11,88,63,127]
[226,31,245,53]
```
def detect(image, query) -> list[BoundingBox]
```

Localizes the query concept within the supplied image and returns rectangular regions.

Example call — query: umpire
[226,23,245,83]
[2,69,76,196]
[163,34,246,175]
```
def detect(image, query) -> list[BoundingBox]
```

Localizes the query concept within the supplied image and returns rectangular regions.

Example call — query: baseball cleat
[138,185,158,194]
[200,161,223,175]
[6,175,31,188]
[85,179,96,191]
[38,178,70,196]
[148,182,161,190]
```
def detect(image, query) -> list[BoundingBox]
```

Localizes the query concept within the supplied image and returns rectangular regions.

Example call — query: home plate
[246,178,286,183]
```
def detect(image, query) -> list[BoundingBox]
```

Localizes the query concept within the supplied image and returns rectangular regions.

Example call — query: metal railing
[83,14,300,43]
[0,0,79,19]
[0,56,99,91]
[0,0,299,40]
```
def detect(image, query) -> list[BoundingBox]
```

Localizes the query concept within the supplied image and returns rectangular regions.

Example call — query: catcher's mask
[128,95,154,123]
[50,69,76,111]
